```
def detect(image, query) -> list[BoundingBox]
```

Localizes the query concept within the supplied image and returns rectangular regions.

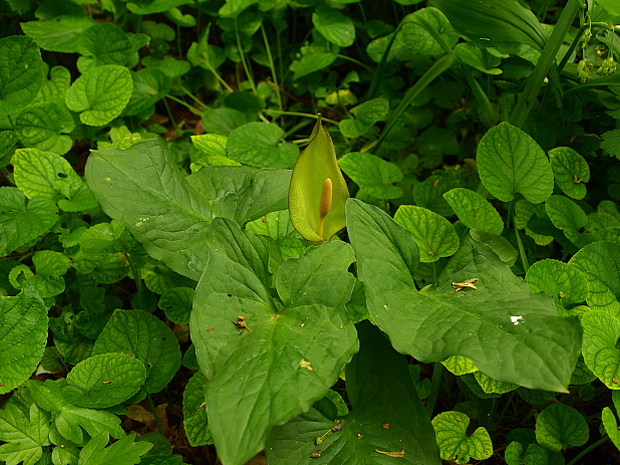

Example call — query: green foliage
[3,0,620,464]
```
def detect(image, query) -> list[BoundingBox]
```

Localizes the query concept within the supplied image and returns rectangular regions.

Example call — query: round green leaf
[21,16,96,53]
[545,195,589,247]
[312,6,355,47]
[92,309,182,395]
[398,7,459,55]
[339,152,403,200]
[469,229,518,266]
[182,371,212,447]
[76,23,137,73]
[525,259,587,308]
[0,35,43,118]
[505,441,549,465]
[63,352,147,408]
[123,68,171,117]
[580,310,620,389]
[444,188,504,234]
[0,284,48,395]
[65,64,132,126]
[226,122,299,169]
[432,411,493,464]
[602,407,620,451]
[477,122,554,204]
[0,188,58,256]
[414,174,460,217]
[535,403,588,452]
[549,147,590,200]
[12,147,83,201]
[350,98,389,125]
[569,241,620,313]
[474,371,518,395]
[394,205,460,262]
[441,355,477,376]
[158,287,194,325]
[14,100,74,155]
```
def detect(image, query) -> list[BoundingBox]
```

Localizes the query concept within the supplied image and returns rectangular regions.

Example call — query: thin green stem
[128,257,143,310]
[177,83,208,109]
[461,65,498,127]
[566,437,608,465]
[282,119,315,139]
[147,394,163,435]
[235,20,257,94]
[558,24,586,73]
[262,110,338,126]
[165,95,203,117]
[509,0,580,128]
[514,218,530,273]
[162,98,177,129]
[374,54,457,153]
[426,362,444,416]
[260,23,283,112]
[336,54,373,72]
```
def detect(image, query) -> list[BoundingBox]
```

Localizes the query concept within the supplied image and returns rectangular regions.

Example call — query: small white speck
[105,177,111,182]
[510,316,524,325]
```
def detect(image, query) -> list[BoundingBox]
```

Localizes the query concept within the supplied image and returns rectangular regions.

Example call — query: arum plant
[288,115,349,242]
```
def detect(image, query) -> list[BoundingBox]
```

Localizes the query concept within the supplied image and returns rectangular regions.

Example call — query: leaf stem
[509,0,580,128]
[262,110,338,126]
[514,218,530,273]
[165,95,203,117]
[566,437,609,465]
[336,54,373,72]
[177,83,208,109]
[260,24,283,112]
[235,19,257,95]
[147,393,163,435]
[426,362,444,416]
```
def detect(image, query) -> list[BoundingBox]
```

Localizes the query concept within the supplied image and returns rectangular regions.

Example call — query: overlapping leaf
[190,219,358,465]
[347,199,581,391]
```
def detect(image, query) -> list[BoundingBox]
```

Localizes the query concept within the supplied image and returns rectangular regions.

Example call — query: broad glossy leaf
[429,0,548,52]
[394,205,459,262]
[432,412,492,464]
[0,188,57,256]
[525,259,587,308]
[0,36,43,118]
[76,23,138,73]
[289,118,349,241]
[187,165,291,225]
[266,321,441,465]
[0,402,50,465]
[126,0,192,14]
[453,42,502,75]
[477,122,553,204]
[31,379,124,443]
[63,353,146,408]
[226,122,299,169]
[535,403,588,452]
[347,199,581,391]
[14,100,74,155]
[312,6,355,47]
[182,372,212,447]
[0,284,47,395]
[21,16,96,53]
[580,310,620,389]
[549,147,589,200]
[85,139,213,280]
[444,188,503,235]
[92,309,181,395]
[569,241,620,315]
[339,152,403,200]
[398,7,458,55]
[190,219,358,465]
[65,64,132,126]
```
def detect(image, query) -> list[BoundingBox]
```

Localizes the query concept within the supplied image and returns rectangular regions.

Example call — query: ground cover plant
[2,0,620,463]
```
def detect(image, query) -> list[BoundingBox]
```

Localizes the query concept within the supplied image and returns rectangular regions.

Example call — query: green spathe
[289,116,349,241]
